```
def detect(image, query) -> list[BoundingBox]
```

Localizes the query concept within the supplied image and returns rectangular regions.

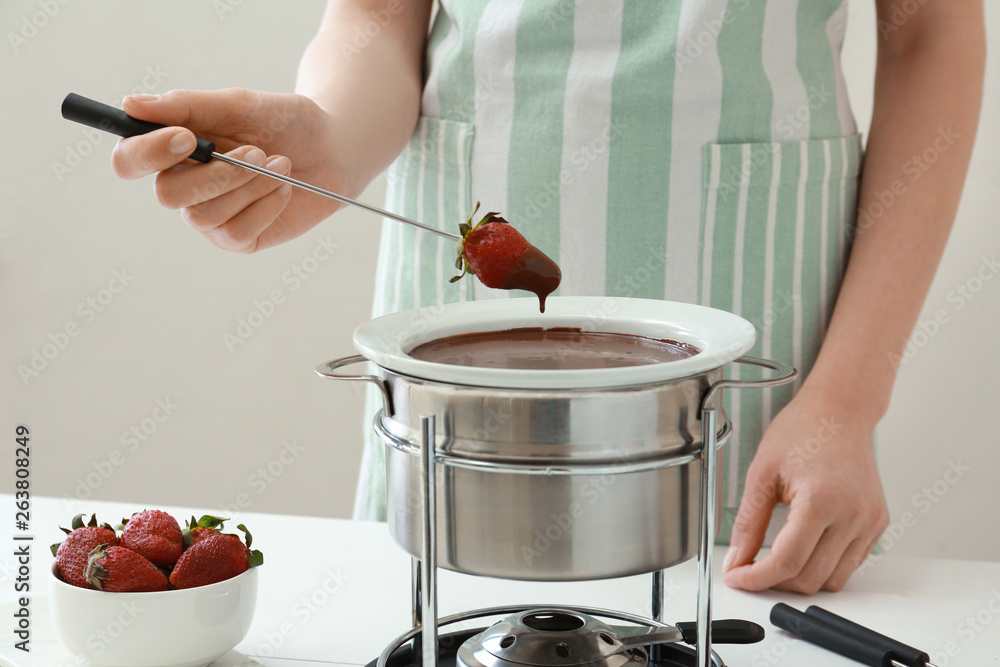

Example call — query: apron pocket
[699,135,863,540]
[359,117,475,522]
[374,116,476,318]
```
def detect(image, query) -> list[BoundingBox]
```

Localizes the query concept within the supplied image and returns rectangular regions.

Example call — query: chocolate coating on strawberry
[451,202,562,312]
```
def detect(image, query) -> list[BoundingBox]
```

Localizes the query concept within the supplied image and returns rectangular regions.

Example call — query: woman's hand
[111,88,354,253]
[723,385,890,594]
[722,0,984,595]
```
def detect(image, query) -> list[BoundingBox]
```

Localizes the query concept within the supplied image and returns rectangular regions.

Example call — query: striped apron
[355,0,863,545]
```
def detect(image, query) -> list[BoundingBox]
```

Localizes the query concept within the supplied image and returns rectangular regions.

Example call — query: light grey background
[2,1,997,562]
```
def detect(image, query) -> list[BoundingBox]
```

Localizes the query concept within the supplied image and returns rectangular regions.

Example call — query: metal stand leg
[419,415,439,667]
[696,408,719,667]
[411,557,422,658]
[650,569,668,663]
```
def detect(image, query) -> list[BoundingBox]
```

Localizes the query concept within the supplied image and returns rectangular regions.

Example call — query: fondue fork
[60,93,462,242]
[771,603,939,667]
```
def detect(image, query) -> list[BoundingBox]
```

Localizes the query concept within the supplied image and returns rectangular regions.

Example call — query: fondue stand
[316,297,798,667]
[319,356,795,667]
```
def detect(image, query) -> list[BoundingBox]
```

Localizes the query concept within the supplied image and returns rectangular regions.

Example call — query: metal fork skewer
[211,152,462,242]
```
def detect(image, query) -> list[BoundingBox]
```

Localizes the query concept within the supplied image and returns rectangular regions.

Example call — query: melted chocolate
[500,245,561,313]
[408,327,700,370]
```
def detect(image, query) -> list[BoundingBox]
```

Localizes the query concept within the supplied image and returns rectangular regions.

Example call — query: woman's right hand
[112,88,354,253]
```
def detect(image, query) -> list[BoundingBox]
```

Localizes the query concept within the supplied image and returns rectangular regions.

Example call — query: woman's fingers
[724,503,828,592]
[725,464,781,574]
[727,497,888,594]
[112,88,270,182]
[111,127,197,180]
[122,88,262,135]
[105,88,339,249]
[200,182,294,253]
[770,525,852,594]
[154,145,268,209]
[823,517,888,592]
[182,155,291,230]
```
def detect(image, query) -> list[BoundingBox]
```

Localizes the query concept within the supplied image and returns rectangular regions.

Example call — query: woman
[109,0,985,594]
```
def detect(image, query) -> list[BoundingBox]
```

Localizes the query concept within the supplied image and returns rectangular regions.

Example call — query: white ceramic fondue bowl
[317,297,794,581]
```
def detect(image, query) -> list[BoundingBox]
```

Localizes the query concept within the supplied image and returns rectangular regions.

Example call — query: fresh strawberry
[170,525,263,589]
[451,202,561,311]
[51,514,118,589]
[182,514,228,547]
[120,510,184,568]
[84,544,168,592]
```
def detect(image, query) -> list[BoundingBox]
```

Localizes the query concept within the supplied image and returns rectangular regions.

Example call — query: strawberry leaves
[451,202,512,283]
[182,514,228,547]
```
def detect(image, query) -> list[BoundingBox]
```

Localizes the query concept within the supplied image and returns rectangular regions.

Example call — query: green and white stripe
[558,1,622,295]
[357,1,864,537]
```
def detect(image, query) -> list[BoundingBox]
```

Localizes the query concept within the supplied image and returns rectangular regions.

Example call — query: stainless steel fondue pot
[315,297,796,582]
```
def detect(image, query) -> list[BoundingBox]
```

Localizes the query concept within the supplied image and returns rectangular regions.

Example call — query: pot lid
[353,297,756,389]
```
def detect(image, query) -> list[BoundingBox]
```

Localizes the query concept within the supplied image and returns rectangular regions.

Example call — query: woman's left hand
[722,385,890,594]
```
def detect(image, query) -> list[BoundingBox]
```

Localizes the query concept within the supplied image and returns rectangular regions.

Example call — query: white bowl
[354,296,756,389]
[50,563,258,667]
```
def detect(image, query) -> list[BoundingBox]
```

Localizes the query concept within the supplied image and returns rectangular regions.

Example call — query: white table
[2,495,998,666]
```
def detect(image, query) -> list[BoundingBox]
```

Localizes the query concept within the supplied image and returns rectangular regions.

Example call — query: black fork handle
[61,92,215,162]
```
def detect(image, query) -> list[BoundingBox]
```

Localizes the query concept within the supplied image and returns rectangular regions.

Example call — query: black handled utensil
[644,618,764,664]
[771,603,938,667]
[60,93,461,241]
[676,619,766,645]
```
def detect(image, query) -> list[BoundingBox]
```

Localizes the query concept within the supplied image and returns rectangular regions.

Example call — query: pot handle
[702,356,797,410]
[314,355,393,416]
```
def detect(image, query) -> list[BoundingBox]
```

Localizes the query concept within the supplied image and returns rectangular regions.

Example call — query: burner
[366,629,727,667]
[346,345,790,667]
[456,608,684,667]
